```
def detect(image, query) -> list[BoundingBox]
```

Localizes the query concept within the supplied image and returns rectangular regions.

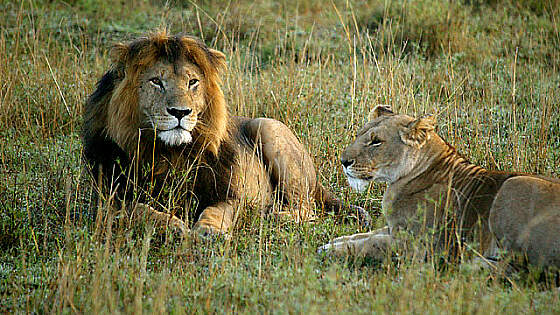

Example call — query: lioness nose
[341,158,355,168]
[167,107,192,120]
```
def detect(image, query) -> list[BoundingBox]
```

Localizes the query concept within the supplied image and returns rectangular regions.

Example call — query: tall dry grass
[1,0,559,313]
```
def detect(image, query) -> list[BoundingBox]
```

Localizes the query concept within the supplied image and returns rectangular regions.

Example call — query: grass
[1,0,560,313]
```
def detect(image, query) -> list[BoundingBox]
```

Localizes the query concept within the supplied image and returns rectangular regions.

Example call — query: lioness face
[341,106,435,192]
[138,60,204,146]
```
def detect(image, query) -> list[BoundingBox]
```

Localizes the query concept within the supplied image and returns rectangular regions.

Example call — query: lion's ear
[180,37,227,75]
[207,48,227,74]
[400,115,436,147]
[110,42,129,64]
[368,105,394,121]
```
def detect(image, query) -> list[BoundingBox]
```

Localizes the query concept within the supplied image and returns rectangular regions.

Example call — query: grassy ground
[1,0,560,313]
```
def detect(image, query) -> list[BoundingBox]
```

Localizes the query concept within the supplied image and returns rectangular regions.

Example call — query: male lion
[82,31,362,236]
[319,105,560,268]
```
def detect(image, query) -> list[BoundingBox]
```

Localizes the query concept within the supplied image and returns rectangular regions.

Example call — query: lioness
[319,105,560,268]
[82,31,364,237]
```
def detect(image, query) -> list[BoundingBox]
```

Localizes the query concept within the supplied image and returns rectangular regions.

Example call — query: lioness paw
[317,243,332,255]
[349,205,372,228]
[317,232,393,259]
[317,240,356,257]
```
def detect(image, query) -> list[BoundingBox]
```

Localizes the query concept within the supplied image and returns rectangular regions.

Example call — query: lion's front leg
[193,201,235,236]
[318,226,393,259]
[132,203,189,237]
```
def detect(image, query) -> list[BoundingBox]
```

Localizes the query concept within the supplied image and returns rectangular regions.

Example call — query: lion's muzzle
[167,107,192,120]
[152,106,198,146]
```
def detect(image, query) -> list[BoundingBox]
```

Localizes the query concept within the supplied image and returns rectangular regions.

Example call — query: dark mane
[82,31,234,219]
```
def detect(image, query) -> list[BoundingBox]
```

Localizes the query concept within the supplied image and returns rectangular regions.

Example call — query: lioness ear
[400,116,436,147]
[368,105,394,121]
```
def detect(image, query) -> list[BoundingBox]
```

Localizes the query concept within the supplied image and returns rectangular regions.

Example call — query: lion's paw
[192,223,230,240]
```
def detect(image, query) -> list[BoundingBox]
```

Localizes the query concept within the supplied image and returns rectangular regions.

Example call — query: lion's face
[341,105,435,191]
[138,60,204,146]
[100,32,228,155]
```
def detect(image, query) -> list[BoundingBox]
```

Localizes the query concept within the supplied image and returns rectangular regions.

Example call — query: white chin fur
[347,176,370,192]
[158,129,192,146]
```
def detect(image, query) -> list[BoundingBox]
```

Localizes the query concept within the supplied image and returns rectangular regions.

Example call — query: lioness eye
[149,77,164,89]
[188,78,199,89]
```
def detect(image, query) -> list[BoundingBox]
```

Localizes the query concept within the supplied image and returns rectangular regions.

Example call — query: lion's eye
[149,77,164,89]
[188,78,199,89]
[368,137,383,147]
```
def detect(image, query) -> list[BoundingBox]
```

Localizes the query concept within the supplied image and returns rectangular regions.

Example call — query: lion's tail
[314,183,372,227]
[314,183,343,214]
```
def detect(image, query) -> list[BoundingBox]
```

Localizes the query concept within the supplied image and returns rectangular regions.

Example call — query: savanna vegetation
[1,0,559,313]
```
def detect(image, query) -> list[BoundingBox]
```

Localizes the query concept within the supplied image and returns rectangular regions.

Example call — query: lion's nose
[167,107,192,120]
[341,158,355,168]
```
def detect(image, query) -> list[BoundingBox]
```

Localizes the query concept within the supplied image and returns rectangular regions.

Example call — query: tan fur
[320,106,560,268]
[83,31,345,237]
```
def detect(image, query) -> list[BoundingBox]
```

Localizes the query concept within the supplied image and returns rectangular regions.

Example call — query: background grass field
[1,0,560,313]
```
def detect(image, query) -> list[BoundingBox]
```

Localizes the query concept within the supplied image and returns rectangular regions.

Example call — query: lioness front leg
[318,226,392,259]
[193,201,235,236]
[132,203,189,237]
